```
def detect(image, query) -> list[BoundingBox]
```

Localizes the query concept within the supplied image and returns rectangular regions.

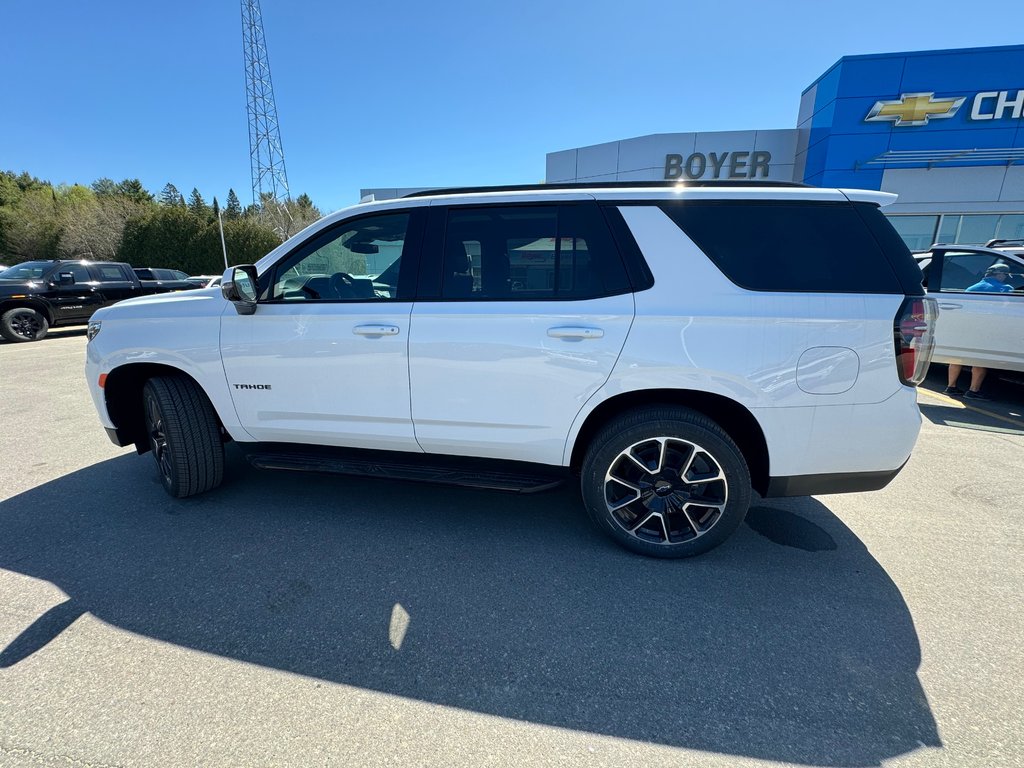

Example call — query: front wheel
[142,375,224,498]
[1,307,49,342]
[580,407,751,558]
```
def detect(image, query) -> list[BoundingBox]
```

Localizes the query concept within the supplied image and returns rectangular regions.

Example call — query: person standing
[944,263,1014,400]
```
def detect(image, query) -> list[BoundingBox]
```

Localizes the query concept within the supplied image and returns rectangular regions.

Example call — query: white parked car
[85,181,934,558]
[916,244,1024,373]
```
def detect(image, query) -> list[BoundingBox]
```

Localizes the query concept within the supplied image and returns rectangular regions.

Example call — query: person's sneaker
[964,389,991,401]
[943,386,965,396]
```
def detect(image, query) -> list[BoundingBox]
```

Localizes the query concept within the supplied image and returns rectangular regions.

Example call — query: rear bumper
[764,462,907,498]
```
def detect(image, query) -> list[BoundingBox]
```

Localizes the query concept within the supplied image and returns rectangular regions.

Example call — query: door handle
[353,324,400,336]
[938,303,962,310]
[547,326,604,340]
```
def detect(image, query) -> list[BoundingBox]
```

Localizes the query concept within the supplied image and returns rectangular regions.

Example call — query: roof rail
[401,180,810,198]
[986,238,1024,247]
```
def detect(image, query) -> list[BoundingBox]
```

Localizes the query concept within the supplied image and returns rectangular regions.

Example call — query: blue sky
[4,0,1023,212]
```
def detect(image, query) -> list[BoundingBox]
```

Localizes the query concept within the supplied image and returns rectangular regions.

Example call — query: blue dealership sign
[796,45,1024,189]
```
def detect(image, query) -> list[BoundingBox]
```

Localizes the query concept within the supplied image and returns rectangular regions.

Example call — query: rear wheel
[581,407,751,558]
[1,307,49,342]
[142,375,224,498]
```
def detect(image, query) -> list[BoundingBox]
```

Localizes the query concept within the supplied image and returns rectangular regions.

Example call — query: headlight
[86,320,102,342]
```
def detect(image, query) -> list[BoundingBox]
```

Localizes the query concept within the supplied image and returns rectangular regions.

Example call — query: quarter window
[661,201,905,294]
[269,213,410,301]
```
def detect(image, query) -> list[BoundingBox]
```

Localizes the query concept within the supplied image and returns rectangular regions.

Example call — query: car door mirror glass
[222,265,259,314]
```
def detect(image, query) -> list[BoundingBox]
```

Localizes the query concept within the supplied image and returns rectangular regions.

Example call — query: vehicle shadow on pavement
[0,449,940,766]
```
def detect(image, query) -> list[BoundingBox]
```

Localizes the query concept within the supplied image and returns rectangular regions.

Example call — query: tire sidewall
[142,382,179,495]
[1,308,48,342]
[581,414,751,559]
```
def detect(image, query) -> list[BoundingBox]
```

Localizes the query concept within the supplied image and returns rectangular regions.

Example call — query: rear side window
[659,201,905,294]
[93,264,131,282]
[441,203,631,300]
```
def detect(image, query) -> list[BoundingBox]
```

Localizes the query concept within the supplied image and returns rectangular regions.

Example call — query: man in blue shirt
[965,263,1014,293]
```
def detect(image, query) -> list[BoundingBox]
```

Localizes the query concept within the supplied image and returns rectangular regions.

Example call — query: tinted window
[58,264,92,284]
[660,201,904,294]
[937,252,1024,292]
[134,269,154,280]
[270,212,410,301]
[441,204,629,300]
[93,264,131,282]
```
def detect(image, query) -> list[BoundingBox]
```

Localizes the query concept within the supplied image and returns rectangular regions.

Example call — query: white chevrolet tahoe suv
[86,181,936,558]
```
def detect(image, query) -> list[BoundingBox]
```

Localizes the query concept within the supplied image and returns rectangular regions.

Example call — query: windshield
[0,261,55,280]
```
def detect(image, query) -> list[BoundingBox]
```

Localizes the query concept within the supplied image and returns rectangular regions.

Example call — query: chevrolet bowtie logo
[865,92,966,126]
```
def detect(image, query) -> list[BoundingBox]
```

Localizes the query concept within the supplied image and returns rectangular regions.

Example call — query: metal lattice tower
[241,0,290,205]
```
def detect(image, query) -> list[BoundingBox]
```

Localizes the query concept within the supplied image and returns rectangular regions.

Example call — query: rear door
[930,249,1024,370]
[408,202,635,466]
[89,263,139,307]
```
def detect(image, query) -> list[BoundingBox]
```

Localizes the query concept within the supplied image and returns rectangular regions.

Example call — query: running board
[244,444,568,493]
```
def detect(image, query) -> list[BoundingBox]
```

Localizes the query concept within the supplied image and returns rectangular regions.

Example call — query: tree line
[0,171,324,274]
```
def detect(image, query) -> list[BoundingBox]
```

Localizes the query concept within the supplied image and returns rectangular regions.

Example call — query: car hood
[96,287,227,321]
[0,279,42,293]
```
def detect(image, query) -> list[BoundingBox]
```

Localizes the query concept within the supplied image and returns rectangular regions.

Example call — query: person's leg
[968,367,988,394]
[944,364,964,395]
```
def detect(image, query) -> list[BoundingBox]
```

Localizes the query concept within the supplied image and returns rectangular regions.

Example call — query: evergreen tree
[159,182,182,206]
[91,178,117,196]
[225,189,242,220]
[116,179,154,204]
[177,193,186,208]
[211,196,220,219]
[188,188,209,218]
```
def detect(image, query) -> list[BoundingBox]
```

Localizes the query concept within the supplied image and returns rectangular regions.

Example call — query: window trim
[420,201,635,303]
[258,208,426,304]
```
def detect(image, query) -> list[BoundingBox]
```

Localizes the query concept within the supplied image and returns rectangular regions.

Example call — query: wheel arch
[569,389,771,496]
[104,362,227,453]
[0,299,54,325]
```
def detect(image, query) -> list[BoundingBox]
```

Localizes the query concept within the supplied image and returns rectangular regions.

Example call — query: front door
[49,263,101,324]
[221,209,425,451]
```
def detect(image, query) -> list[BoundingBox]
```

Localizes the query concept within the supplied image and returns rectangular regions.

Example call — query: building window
[889,212,1024,250]
[886,215,938,252]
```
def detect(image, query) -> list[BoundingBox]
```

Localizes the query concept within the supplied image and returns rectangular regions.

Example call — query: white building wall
[881,166,1024,214]
[546,130,800,184]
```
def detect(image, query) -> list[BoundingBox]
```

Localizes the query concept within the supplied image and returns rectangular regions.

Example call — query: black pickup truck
[0,259,198,342]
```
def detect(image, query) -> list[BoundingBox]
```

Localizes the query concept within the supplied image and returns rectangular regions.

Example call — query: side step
[244,444,569,494]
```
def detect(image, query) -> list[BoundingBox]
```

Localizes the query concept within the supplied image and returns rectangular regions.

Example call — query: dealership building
[545,44,1024,251]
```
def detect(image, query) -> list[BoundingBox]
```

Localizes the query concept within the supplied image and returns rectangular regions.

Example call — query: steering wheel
[329,271,355,299]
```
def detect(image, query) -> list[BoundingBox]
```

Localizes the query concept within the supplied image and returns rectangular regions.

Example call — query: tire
[1,307,49,342]
[142,375,224,498]
[580,406,751,559]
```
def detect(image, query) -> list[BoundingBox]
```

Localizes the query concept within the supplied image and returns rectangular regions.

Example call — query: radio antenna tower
[241,0,290,205]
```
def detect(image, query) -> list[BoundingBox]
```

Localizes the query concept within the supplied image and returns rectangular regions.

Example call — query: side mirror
[221,265,259,315]
[55,272,75,285]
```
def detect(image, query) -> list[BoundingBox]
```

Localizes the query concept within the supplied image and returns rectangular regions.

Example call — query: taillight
[894,296,938,386]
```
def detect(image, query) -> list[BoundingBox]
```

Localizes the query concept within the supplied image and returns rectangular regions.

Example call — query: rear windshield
[659,200,921,294]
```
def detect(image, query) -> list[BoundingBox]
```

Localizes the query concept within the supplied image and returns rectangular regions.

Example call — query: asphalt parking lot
[1,329,1022,768]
